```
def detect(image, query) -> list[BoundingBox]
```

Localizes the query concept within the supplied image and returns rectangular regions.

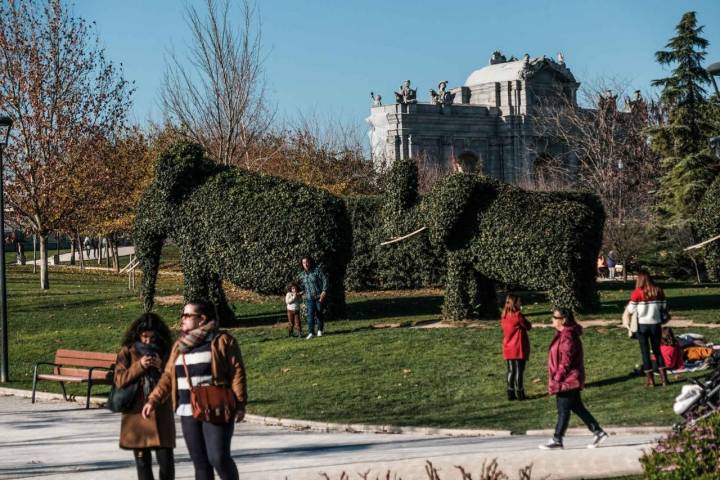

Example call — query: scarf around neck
[177,320,218,354]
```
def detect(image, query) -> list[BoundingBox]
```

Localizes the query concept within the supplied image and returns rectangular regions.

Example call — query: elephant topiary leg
[443,251,473,321]
[471,269,499,319]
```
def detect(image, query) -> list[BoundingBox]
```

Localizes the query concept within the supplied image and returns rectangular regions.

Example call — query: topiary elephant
[696,171,720,282]
[384,159,604,319]
[133,142,353,322]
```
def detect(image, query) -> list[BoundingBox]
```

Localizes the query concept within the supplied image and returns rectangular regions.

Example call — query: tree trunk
[55,233,60,257]
[691,256,702,285]
[105,238,111,269]
[98,236,103,265]
[32,235,36,274]
[76,233,85,271]
[39,234,49,289]
[70,238,76,266]
[111,236,119,273]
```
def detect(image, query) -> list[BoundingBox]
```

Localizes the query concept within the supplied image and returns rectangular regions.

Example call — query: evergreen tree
[650,11,718,223]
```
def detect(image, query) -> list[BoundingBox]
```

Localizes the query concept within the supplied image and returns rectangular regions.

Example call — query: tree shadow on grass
[348,295,443,321]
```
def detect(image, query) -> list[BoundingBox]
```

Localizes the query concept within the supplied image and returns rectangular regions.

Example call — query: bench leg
[59,382,68,401]
[31,366,39,404]
[86,380,92,409]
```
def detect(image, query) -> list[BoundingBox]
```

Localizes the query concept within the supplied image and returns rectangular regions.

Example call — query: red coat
[502,311,532,360]
[547,323,585,395]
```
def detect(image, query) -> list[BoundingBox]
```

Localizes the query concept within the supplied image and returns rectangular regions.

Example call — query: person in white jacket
[285,282,303,337]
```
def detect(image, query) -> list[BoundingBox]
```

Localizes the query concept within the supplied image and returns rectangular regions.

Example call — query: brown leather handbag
[182,354,237,424]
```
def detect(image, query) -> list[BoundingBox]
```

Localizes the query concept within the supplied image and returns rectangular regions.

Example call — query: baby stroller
[673,356,720,430]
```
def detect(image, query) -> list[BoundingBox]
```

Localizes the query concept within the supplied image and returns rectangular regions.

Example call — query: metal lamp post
[0,115,13,383]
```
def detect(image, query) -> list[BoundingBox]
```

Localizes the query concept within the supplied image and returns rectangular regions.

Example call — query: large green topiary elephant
[133,142,353,322]
[383,159,604,319]
[697,173,720,282]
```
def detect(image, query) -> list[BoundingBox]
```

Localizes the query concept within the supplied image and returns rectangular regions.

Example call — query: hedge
[134,142,353,322]
[641,415,720,479]
[697,175,720,282]
[423,170,604,319]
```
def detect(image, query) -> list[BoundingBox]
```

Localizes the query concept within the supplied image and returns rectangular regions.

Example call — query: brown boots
[644,369,670,387]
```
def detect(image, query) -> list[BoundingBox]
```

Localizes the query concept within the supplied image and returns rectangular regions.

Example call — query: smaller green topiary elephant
[133,142,353,322]
[696,173,720,282]
[383,159,604,319]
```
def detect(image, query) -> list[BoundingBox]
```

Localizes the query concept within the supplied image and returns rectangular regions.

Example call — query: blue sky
[76,0,720,128]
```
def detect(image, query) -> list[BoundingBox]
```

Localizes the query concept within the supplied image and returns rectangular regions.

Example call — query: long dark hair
[554,307,577,326]
[121,313,173,350]
[635,270,663,300]
[501,293,521,319]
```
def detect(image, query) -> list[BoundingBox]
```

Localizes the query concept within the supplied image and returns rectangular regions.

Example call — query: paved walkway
[28,246,135,266]
[0,394,660,480]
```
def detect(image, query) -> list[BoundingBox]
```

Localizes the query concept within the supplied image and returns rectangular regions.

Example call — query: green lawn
[5,259,720,434]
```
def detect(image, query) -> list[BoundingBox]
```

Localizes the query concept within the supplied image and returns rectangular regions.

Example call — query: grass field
[5,255,720,434]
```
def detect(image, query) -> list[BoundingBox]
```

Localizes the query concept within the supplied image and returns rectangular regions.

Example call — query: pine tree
[650,11,718,224]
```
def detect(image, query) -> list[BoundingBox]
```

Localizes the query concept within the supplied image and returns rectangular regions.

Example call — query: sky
[75,0,720,129]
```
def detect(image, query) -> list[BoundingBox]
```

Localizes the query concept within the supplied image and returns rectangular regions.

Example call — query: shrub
[641,414,720,479]
[424,172,604,319]
[134,141,353,321]
[696,176,720,282]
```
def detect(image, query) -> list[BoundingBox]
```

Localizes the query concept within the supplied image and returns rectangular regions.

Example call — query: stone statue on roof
[370,91,382,107]
[394,80,417,105]
[490,50,507,65]
[430,80,455,106]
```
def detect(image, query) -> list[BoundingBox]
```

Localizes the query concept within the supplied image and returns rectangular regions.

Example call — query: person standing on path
[607,250,617,280]
[299,256,328,339]
[627,270,669,387]
[115,313,176,480]
[501,294,532,401]
[539,308,608,450]
[143,301,247,480]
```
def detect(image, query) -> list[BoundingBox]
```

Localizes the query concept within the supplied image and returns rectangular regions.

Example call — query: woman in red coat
[501,294,532,401]
[540,308,608,450]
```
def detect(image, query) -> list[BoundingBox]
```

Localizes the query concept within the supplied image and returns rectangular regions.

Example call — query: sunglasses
[178,313,202,320]
[552,315,565,320]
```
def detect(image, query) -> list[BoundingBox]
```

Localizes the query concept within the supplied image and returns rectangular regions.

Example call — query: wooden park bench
[32,349,116,409]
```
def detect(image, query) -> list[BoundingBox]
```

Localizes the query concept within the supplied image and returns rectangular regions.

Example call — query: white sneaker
[306,333,314,340]
[317,330,323,337]
[587,431,609,449]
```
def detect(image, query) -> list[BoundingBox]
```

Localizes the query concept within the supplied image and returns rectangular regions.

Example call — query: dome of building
[464,58,531,87]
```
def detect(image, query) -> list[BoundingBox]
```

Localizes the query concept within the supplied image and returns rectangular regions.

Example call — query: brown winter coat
[115,346,176,450]
[146,332,247,412]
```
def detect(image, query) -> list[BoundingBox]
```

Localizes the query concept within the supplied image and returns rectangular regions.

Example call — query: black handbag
[107,380,139,413]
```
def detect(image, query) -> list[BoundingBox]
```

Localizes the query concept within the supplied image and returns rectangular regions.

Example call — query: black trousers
[506,360,526,394]
[181,416,239,480]
[133,448,174,480]
[637,323,665,372]
[553,389,602,440]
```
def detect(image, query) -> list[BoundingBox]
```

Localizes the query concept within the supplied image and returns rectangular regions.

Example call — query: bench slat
[55,349,116,362]
[53,356,115,369]
[56,367,112,381]
[36,374,87,383]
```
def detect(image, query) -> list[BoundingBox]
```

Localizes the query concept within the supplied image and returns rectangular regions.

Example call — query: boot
[507,390,516,401]
[659,368,669,386]
[516,389,526,401]
[645,370,656,388]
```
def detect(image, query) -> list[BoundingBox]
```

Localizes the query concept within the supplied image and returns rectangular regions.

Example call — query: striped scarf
[177,321,218,354]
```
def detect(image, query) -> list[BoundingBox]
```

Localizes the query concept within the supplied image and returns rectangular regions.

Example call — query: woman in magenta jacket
[540,308,608,450]
[501,294,532,400]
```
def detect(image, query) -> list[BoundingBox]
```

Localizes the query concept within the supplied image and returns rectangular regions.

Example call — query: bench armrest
[87,366,114,381]
[33,362,61,371]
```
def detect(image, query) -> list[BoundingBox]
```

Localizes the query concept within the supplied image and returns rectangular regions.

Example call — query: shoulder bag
[182,354,237,425]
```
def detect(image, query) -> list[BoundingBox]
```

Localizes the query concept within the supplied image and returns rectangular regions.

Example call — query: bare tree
[529,80,662,275]
[162,0,271,167]
[0,0,132,289]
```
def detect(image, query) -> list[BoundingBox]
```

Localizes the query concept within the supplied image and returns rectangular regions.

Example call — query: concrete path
[28,246,135,266]
[0,394,660,480]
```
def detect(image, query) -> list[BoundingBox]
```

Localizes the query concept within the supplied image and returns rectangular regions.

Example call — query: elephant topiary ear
[155,141,220,203]
[425,174,498,249]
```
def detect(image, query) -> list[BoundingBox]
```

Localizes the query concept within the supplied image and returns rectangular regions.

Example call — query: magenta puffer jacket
[547,323,585,395]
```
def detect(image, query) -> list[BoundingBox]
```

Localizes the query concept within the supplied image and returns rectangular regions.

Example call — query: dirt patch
[155,295,184,306]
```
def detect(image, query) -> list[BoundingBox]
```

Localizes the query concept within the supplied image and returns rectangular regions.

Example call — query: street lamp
[708,62,720,97]
[0,115,12,383]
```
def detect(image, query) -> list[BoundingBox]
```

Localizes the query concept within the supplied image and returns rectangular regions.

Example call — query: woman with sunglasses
[539,308,608,450]
[115,313,175,480]
[143,301,247,480]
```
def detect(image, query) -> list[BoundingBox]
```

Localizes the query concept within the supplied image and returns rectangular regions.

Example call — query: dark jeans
[553,389,602,441]
[637,323,665,372]
[181,416,238,480]
[133,448,174,480]
[306,298,324,334]
[506,359,526,394]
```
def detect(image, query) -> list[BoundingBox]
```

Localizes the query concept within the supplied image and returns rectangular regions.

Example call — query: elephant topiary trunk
[133,142,353,323]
